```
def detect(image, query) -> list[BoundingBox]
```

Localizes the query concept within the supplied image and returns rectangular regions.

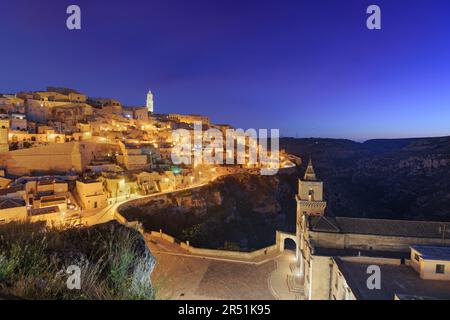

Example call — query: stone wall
[149,229,279,261]
[310,230,450,253]
[310,255,333,300]
[0,206,28,224]
[0,142,82,175]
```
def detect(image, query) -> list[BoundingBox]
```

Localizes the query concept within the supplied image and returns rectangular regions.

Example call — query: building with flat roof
[331,253,450,300]
[410,245,450,281]
[75,179,108,210]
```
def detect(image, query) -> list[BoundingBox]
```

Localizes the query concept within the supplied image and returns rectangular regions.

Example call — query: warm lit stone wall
[0,142,83,175]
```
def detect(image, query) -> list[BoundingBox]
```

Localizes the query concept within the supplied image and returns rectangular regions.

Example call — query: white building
[146,90,154,113]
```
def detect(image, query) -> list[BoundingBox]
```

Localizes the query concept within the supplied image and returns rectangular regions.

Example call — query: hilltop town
[0,87,293,226]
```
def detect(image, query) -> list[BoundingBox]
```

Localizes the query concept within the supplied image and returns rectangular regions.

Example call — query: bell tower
[296,159,327,278]
[146,90,154,113]
[296,159,327,217]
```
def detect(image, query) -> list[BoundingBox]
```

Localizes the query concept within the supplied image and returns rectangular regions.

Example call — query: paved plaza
[147,236,303,300]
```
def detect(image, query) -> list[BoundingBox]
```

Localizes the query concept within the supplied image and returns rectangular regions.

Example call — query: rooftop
[411,245,450,261]
[0,185,24,196]
[38,180,56,186]
[29,206,60,216]
[334,258,450,300]
[314,247,409,259]
[309,216,450,239]
[0,198,26,209]
[79,178,101,184]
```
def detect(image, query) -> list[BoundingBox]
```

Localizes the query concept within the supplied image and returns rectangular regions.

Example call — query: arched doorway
[277,231,298,255]
[283,238,297,252]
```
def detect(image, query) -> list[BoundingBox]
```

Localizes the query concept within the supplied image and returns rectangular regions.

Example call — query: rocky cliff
[120,170,299,250]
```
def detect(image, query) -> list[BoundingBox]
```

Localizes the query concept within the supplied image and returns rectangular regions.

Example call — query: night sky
[1,0,450,140]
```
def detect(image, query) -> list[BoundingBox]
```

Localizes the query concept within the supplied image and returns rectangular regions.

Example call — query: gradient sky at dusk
[1,0,450,140]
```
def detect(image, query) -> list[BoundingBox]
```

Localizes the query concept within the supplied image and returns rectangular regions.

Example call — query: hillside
[120,170,299,251]
[0,221,155,300]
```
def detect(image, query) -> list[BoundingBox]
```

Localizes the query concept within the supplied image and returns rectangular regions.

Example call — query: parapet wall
[149,230,279,260]
[115,210,281,261]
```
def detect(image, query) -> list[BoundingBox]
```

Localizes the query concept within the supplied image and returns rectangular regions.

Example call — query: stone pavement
[147,236,304,300]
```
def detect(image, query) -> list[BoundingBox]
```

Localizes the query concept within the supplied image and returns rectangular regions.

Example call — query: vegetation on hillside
[0,221,155,300]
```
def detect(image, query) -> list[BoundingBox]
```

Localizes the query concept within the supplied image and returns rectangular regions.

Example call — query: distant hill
[281,136,450,221]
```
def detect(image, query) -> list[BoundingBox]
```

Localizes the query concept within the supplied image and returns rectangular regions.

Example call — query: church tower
[296,159,327,277]
[146,90,154,113]
[296,159,327,217]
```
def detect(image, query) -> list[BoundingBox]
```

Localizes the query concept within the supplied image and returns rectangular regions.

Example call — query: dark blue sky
[1,0,450,140]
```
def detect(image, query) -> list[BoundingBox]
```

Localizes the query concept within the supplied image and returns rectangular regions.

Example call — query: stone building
[26,99,93,126]
[25,180,69,212]
[10,113,27,131]
[75,179,108,210]
[168,113,210,126]
[295,160,450,300]
[122,106,149,122]
[0,141,117,175]
[0,95,25,114]
[0,198,28,224]
[117,142,149,170]
[88,98,122,115]
[100,173,138,200]
[410,245,450,281]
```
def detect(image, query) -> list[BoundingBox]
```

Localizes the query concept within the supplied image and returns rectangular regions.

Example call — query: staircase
[287,274,304,296]
[289,262,299,273]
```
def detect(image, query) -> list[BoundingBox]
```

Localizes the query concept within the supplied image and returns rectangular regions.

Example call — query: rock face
[281,136,450,221]
[120,171,299,251]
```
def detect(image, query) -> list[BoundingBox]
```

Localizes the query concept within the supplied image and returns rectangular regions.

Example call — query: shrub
[0,221,155,300]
